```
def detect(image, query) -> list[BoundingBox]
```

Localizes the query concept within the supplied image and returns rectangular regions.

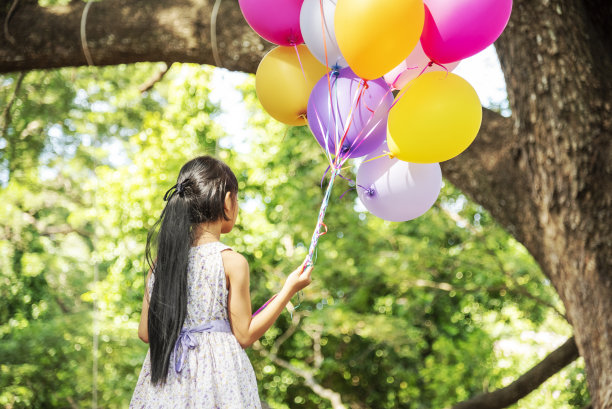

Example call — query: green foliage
[0,63,589,409]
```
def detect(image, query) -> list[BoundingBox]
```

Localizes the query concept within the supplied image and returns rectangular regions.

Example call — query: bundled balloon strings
[254,12,387,318]
[254,0,426,318]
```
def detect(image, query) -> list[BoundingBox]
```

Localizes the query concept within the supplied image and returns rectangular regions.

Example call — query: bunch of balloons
[240,0,512,223]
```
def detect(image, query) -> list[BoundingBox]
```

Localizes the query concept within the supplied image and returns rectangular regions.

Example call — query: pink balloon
[239,0,305,46]
[383,41,460,90]
[421,0,512,64]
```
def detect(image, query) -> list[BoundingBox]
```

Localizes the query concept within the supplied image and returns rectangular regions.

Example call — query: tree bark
[1,0,611,406]
[0,0,269,73]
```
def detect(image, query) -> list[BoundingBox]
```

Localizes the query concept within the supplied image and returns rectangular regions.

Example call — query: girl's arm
[223,250,312,348]
[137,269,153,343]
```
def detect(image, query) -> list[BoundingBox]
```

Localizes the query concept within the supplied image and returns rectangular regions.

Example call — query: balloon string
[293,44,308,82]
[320,165,330,188]
[329,72,340,160]
[416,60,434,79]
[319,0,341,160]
[336,80,366,158]
[319,0,330,73]
[307,82,335,166]
[388,59,451,112]
[390,81,412,111]
[429,60,451,77]
[305,167,340,266]
[335,151,390,174]
[363,151,391,164]
[252,168,339,317]
[339,187,355,200]
[391,72,403,90]
[252,293,278,317]
[314,71,340,167]
[341,84,394,160]
[304,111,333,165]
[391,64,419,90]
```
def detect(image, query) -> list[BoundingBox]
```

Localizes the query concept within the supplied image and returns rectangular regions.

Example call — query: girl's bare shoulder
[221,249,249,277]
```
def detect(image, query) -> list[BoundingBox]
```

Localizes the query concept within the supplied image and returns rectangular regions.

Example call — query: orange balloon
[255,45,328,126]
[335,0,425,80]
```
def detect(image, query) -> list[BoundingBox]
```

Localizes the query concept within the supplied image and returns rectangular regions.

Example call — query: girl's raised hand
[283,263,314,295]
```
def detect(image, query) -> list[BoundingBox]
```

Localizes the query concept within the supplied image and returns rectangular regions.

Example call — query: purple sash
[173,319,232,373]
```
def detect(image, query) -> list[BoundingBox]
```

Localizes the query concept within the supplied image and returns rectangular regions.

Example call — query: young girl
[130,155,313,408]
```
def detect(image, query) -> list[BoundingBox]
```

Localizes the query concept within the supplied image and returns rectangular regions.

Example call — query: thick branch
[451,337,579,409]
[0,0,269,74]
[441,109,536,250]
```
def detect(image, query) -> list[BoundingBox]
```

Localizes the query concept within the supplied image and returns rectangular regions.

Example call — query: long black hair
[145,155,238,384]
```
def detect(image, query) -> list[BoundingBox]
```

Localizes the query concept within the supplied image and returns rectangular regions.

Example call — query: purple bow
[173,319,232,373]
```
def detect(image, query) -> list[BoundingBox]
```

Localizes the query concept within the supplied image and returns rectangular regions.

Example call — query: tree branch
[303,323,324,369]
[0,0,270,74]
[451,337,579,409]
[253,341,347,409]
[269,311,302,356]
[138,62,173,94]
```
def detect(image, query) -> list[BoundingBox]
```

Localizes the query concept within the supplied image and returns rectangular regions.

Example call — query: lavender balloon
[307,68,393,158]
[356,143,442,222]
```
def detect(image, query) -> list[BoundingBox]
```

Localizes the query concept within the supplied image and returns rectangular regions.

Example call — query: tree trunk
[443,1,612,406]
[1,0,610,406]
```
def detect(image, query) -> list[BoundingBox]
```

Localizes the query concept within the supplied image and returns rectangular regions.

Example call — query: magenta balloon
[307,68,393,158]
[239,0,304,46]
[356,143,442,222]
[421,0,512,63]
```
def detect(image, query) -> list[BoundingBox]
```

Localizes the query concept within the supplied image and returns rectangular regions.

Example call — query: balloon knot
[331,64,341,76]
[427,60,434,67]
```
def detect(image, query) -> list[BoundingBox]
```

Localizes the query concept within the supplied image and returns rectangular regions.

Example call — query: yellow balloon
[255,45,327,126]
[335,0,424,80]
[387,71,482,163]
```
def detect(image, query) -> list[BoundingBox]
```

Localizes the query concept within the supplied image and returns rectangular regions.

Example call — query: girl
[130,156,313,408]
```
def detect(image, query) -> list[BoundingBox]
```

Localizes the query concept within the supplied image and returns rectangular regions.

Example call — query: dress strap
[216,242,232,253]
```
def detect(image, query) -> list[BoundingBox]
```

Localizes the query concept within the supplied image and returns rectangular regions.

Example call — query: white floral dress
[130,242,261,409]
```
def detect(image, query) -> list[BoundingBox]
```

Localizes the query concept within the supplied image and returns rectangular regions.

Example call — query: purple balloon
[307,68,393,159]
[356,143,442,222]
[239,0,304,46]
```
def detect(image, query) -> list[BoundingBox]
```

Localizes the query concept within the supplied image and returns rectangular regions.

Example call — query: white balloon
[357,143,442,222]
[384,41,460,90]
[300,0,347,69]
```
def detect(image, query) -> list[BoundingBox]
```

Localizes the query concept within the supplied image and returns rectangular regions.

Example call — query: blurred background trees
[0,63,588,408]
